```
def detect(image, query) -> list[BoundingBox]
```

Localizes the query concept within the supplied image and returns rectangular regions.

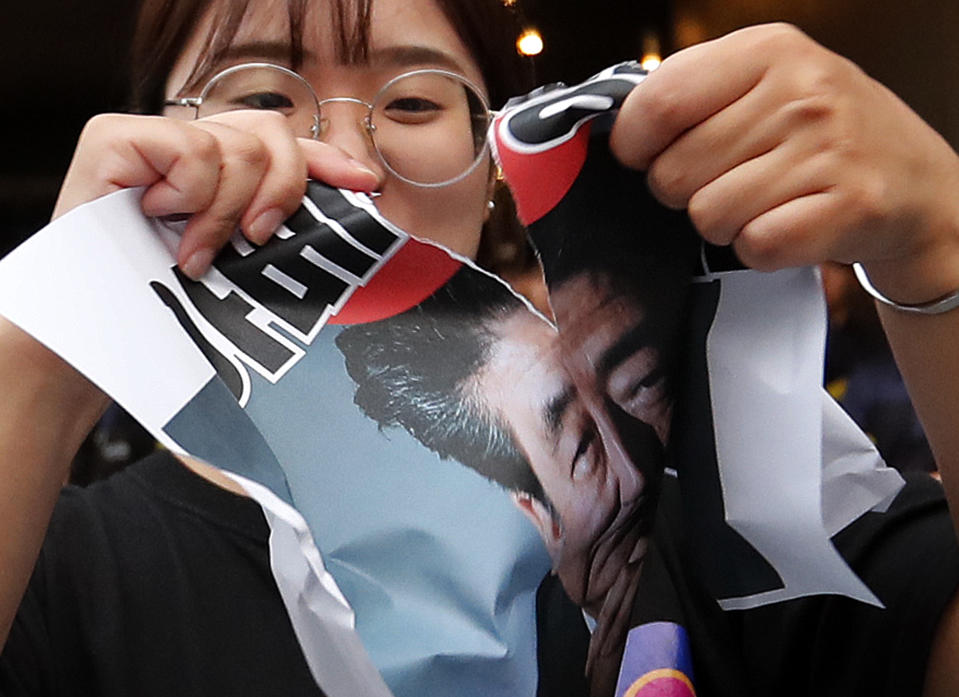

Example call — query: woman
[3,0,959,693]
[2,0,540,694]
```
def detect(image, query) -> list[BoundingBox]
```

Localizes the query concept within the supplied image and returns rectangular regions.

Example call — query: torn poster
[0,62,903,697]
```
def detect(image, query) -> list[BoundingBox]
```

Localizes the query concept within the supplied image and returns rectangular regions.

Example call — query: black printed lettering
[285,205,379,278]
[303,183,400,256]
[151,183,405,405]
[175,268,296,374]
[505,63,647,148]
[151,280,246,401]
[213,229,351,336]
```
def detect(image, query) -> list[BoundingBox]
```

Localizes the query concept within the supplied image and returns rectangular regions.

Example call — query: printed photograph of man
[335,169,697,695]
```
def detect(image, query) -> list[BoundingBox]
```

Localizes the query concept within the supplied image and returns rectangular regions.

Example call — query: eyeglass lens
[197,65,321,141]
[369,72,490,186]
[196,65,491,187]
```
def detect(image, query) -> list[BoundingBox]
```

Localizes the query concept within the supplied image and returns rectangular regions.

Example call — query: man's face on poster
[476,272,671,613]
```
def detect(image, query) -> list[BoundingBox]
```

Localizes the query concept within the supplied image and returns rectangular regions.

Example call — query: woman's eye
[384,97,442,121]
[232,91,295,110]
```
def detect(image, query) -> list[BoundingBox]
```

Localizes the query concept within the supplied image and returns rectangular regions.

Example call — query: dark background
[2,0,956,257]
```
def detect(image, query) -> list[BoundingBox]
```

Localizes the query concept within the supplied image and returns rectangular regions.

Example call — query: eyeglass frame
[163,62,498,188]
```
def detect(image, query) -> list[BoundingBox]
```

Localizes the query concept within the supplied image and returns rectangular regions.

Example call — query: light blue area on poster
[242,325,551,697]
[163,377,293,505]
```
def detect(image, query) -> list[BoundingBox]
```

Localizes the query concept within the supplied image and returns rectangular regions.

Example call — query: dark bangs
[129,0,373,114]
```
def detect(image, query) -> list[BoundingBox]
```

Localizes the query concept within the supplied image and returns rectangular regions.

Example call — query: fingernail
[347,158,378,178]
[248,207,286,243]
[181,248,215,280]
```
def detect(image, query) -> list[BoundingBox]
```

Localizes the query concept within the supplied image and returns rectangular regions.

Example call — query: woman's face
[166,0,493,259]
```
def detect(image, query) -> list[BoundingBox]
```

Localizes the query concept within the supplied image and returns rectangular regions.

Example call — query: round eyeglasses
[164,62,494,188]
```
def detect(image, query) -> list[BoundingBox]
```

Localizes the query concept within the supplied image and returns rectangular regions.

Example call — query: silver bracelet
[852,262,959,315]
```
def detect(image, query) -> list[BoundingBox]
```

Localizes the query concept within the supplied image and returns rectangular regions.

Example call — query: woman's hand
[610,23,959,305]
[0,109,383,643]
[612,28,959,692]
[53,110,381,279]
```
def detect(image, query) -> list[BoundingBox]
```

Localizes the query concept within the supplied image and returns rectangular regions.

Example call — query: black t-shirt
[537,471,959,697]
[0,451,323,697]
[2,452,957,696]
[665,471,959,696]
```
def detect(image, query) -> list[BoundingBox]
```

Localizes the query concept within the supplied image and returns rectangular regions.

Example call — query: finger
[599,561,642,658]
[55,115,222,220]
[646,75,786,209]
[732,191,847,271]
[584,559,644,677]
[687,138,831,246]
[240,137,381,245]
[184,112,381,247]
[610,23,812,170]
[300,139,383,192]
[175,121,269,277]
[204,112,310,245]
[135,124,223,217]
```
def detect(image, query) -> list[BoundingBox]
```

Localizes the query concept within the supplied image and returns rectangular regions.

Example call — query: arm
[0,320,108,644]
[609,23,959,692]
[0,109,379,645]
[879,304,959,697]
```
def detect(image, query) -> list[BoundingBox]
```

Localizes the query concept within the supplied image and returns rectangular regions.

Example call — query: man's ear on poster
[511,490,563,560]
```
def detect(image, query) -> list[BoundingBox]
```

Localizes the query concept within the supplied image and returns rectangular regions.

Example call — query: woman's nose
[315,100,387,185]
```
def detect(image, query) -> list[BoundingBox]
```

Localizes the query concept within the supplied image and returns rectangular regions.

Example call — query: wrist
[860,243,959,308]
[858,192,959,307]
[854,262,959,314]
[856,137,959,305]
[0,318,109,464]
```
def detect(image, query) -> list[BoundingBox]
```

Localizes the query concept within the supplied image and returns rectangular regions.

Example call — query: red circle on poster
[622,669,696,697]
[329,238,462,325]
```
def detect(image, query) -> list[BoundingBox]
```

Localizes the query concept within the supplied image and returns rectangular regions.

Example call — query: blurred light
[517,29,544,57]
[640,30,662,72]
[641,54,662,71]
[502,0,517,5]
[674,14,708,49]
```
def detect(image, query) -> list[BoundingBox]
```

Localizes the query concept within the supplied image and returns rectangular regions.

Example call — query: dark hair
[129,0,534,113]
[527,133,700,370]
[534,138,699,297]
[335,266,548,504]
